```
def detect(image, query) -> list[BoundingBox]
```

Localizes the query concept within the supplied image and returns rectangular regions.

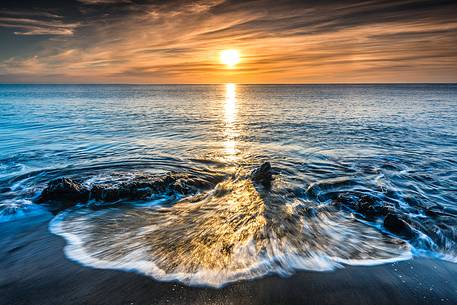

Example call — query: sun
[220,49,240,68]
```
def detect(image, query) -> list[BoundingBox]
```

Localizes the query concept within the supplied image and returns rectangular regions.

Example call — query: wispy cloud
[0,0,456,83]
[1,10,63,19]
[0,10,79,36]
[77,0,132,5]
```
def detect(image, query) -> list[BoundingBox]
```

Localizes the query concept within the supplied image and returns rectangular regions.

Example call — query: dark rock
[250,162,273,186]
[36,177,89,208]
[333,193,359,206]
[356,195,390,217]
[334,193,390,218]
[36,172,226,209]
[88,174,219,202]
[384,213,415,240]
[90,184,123,202]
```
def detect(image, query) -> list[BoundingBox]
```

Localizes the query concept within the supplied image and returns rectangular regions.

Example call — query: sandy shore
[1,213,457,305]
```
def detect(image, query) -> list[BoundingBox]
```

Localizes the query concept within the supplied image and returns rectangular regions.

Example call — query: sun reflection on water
[223,83,239,160]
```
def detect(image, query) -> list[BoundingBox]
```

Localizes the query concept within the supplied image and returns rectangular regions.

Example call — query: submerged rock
[250,162,273,186]
[384,213,415,240]
[354,195,391,217]
[334,193,390,218]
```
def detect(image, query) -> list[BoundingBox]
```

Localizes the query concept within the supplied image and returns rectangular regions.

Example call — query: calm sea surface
[1,84,456,286]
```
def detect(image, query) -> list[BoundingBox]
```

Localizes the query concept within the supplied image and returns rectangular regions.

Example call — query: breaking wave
[49,168,413,287]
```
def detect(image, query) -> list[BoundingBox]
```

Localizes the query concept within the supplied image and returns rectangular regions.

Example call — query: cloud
[77,0,132,4]
[0,0,456,83]
[1,10,63,19]
[0,11,79,36]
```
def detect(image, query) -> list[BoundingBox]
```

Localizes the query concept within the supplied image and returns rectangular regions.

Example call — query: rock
[36,172,226,209]
[90,184,124,202]
[383,213,415,239]
[36,177,89,208]
[89,174,182,202]
[356,195,390,217]
[250,162,273,186]
[334,193,390,218]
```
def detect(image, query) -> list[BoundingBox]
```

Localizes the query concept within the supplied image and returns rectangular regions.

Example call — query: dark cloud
[77,0,132,4]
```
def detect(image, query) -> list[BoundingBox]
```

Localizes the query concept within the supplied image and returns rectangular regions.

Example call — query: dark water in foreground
[0,84,456,287]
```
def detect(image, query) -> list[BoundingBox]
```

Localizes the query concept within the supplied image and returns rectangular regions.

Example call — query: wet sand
[1,213,457,305]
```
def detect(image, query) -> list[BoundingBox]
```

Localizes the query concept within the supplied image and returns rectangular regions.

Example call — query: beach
[1,213,456,305]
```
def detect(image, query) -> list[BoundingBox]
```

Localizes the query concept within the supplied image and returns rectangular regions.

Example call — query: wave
[1,157,456,287]
[0,199,47,222]
[49,168,413,287]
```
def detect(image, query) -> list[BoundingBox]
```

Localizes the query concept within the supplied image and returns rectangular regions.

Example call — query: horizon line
[1,82,457,86]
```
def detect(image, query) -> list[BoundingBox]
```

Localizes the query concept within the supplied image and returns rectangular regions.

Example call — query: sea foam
[50,177,412,287]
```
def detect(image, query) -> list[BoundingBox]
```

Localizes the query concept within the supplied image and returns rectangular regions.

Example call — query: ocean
[1,84,456,287]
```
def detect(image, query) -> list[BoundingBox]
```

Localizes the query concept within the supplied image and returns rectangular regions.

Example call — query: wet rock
[37,177,89,208]
[37,172,226,209]
[384,213,415,240]
[356,195,391,217]
[334,193,390,218]
[250,162,273,186]
[90,184,124,202]
[88,174,197,202]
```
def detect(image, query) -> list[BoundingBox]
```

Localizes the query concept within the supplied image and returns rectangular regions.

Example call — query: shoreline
[1,213,457,305]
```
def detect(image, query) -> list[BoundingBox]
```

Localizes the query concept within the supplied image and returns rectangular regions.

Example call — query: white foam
[49,178,415,287]
[0,199,47,222]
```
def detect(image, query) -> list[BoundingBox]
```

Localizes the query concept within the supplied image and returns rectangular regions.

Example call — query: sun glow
[220,50,240,68]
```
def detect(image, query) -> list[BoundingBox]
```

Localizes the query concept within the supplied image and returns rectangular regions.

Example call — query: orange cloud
[0,0,456,83]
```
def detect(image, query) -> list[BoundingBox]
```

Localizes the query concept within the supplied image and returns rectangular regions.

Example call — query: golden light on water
[220,50,240,68]
[223,83,238,160]
[224,83,236,120]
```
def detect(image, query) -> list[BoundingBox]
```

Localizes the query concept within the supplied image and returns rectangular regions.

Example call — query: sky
[0,0,456,84]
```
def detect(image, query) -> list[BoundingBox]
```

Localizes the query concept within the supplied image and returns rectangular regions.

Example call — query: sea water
[1,84,456,286]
